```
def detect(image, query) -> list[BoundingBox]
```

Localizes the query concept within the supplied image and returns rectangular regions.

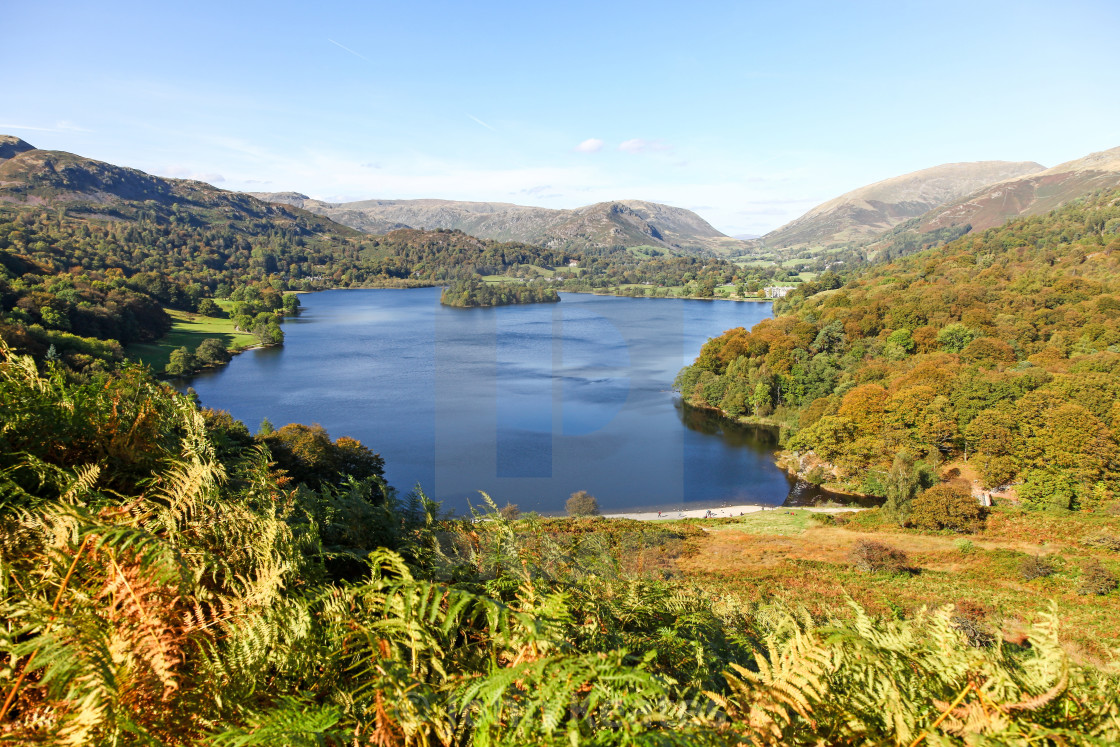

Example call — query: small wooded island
[440,277,561,307]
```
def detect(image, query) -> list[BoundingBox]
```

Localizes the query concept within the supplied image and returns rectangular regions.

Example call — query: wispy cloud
[327,38,373,63]
[466,114,497,131]
[619,138,670,154]
[574,138,604,153]
[156,165,226,183]
[0,120,91,133]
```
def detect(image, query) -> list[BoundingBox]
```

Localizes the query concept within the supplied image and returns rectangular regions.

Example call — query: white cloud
[467,114,497,131]
[619,138,670,154]
[156,165,226,183]
[0,120,91,133]
[574,138,604,153]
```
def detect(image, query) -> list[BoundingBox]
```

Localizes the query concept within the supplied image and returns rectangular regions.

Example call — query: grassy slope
[125,306,257,370]
[652,507,1120,663]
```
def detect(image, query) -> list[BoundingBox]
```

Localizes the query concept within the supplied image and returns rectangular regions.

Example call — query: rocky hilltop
[249,193,749,255]
[760,160,1045,250]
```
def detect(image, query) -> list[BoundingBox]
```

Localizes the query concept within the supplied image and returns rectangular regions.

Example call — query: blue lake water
[184,288,817,515]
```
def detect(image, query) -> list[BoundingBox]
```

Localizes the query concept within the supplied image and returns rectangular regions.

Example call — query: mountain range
[758,160,1046,250]
[247,193,748,255]
[5,133,1119,269]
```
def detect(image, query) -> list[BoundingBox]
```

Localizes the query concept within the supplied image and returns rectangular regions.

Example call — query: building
[764,286,795,299]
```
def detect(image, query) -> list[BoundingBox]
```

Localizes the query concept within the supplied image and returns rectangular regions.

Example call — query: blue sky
[3,0,1119,235]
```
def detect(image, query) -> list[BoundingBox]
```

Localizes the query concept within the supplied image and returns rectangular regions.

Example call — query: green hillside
[677,188,1120,511]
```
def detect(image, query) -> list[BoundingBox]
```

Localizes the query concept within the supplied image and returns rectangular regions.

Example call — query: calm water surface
[185,289,819,514]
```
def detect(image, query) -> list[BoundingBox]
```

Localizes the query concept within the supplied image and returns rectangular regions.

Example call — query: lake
[184,288,822,515]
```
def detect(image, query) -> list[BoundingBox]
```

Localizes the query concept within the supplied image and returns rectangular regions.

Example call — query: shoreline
[601,503,865,521]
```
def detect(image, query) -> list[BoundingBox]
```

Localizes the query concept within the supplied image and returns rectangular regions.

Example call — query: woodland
[675,188,1120,515]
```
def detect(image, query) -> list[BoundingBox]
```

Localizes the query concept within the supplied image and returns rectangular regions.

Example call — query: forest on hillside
[676,188,1120,512]
[0,203,780,372]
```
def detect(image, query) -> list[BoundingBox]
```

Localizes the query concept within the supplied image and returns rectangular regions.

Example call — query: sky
[3,0,1119,236]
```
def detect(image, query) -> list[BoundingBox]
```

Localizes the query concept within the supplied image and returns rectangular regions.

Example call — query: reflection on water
[676,401,880,508]
[183,288,873,515]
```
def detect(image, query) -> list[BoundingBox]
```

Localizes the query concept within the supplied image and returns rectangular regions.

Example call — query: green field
[125,308,257,371]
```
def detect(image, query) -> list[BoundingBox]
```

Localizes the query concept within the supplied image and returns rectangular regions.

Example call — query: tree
[882,451,933,525]
[197,298,225,317]
[910,482,985,532]
[254,320,284,345]
[165,346,196,376]
[499,503,521,520]
[566,490,600,517]
[259,423,385,491]
[936,323,979,354]
[787,416,857,464]
[194,338,230,367]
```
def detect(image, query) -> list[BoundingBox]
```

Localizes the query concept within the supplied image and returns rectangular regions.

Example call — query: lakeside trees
[676,188,1120,510]
[440,277,559,307]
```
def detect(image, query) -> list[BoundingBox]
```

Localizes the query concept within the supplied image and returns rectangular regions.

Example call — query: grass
[694,509,820,536]
[611,506,1120,662]
[125,308,257,371]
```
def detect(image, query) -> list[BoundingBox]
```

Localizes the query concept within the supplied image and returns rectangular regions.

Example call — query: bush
[849,540,910,574]
[910,482,985,532]
[1077,562,1118,596]
[568,492,604,517]
[1020,555,1056,581]
[1083,534,1120,551]
[498,502,521,521]
[950,600,995,648]
[954,539,974,554]
[566,490,600,517]
[804,466,828,485]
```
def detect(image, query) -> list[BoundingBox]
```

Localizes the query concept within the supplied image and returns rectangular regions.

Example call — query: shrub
[1020,555,1056,581]
[566,490,600,517]
[1083,534,1120,551]
[910,482,985,532]
[498,502,521,521]
[1077,562,1118,596]
[849,540,910,574]
[804,466,828,485]
[950,600,995,647]
[954,538,974,554]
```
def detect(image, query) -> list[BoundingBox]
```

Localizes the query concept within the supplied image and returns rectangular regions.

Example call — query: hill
[869,146,1120,258]
[1,137,755,370]
[759,160,1045,252]
[678,187,1120,509]
[0,136,359,240]
[249,192,750,255]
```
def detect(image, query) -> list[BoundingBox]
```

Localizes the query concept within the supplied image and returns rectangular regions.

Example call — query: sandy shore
[602,504,865,521]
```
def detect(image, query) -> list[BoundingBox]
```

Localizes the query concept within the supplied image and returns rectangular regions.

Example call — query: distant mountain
[0,136,357,238]
[904,146,1120,234]
[760,160,1045,250]
[248,193,749,255]
[867,146,1120,260]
